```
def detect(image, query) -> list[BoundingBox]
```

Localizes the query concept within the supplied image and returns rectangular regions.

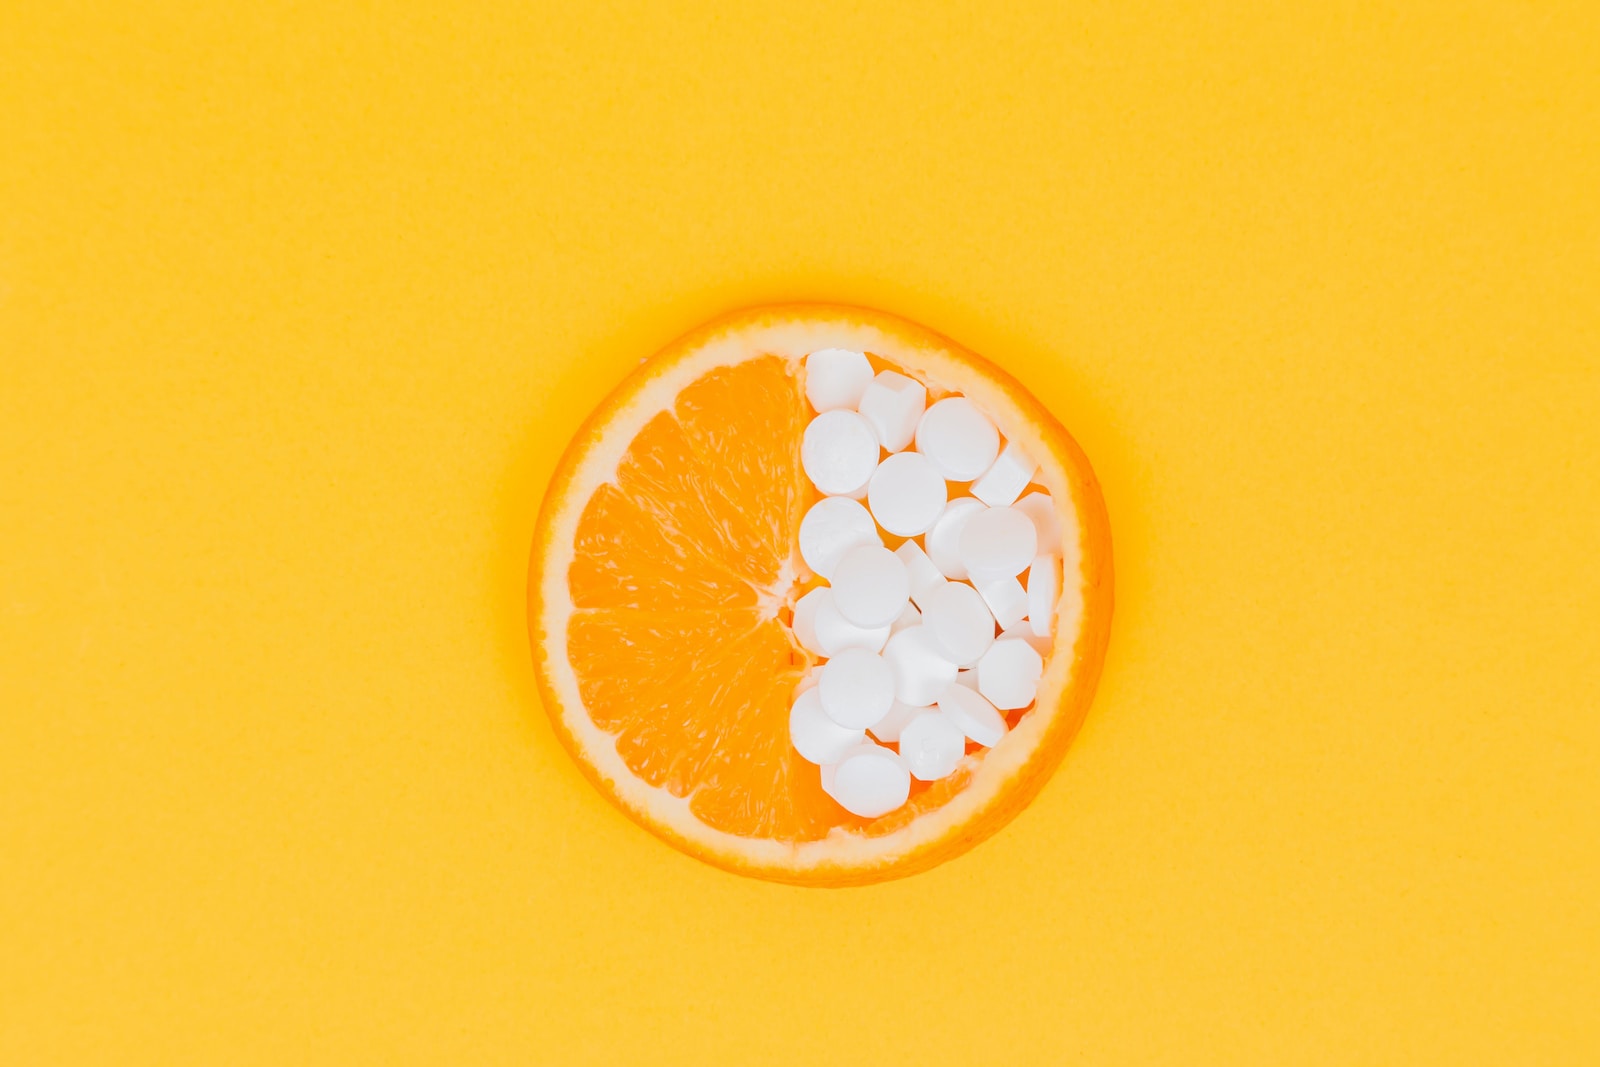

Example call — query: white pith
[536,312,1088,875]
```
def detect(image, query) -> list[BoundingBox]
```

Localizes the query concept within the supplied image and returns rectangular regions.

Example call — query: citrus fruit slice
[528,304,1112,885]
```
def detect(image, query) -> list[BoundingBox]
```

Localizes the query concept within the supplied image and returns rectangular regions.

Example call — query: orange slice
[528,304,1112,885]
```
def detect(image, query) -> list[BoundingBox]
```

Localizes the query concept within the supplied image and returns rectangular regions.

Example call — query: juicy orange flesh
[567,355,979,842]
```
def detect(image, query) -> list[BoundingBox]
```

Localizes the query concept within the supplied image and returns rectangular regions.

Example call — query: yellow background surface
[3,2,1597,1063]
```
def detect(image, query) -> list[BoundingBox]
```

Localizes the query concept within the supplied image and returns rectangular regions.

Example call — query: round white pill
[830,746,912,818]
[898,712,968,780]
[976,637,1044,711]
[978,575,1029,631]
[915,396,1000,481]
[857,370,927,452]
[971,440,1039,508]
[937,683,1008,747]
[813,592,891,655]
[867,700,927,743]
[818,647,895,730]
[790,686,864,764]
[894,539,945,609]
[791,586,829,655]
[802,409,880,495]
[831,544,910,628]
[958,505,1037,582]
[921,581,996,666]
[1026,554,1062,638]
[866,451,947,536]
[881,625,959,706]
[1014,491,1061,554]
[925,497,986,579]
[805,348,875,412]
[820,743,872,800]
[798,497,879,579]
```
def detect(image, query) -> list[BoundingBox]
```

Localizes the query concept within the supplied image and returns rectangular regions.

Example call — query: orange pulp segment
[567,356,848,840]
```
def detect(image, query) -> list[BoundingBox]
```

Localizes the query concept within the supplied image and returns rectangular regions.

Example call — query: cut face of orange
[529,304,1112,885]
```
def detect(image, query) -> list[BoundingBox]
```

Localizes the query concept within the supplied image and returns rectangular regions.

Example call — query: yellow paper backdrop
[3,2,1596,1063]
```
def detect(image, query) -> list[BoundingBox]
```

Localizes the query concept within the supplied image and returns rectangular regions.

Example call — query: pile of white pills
[789,349,1064,819]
